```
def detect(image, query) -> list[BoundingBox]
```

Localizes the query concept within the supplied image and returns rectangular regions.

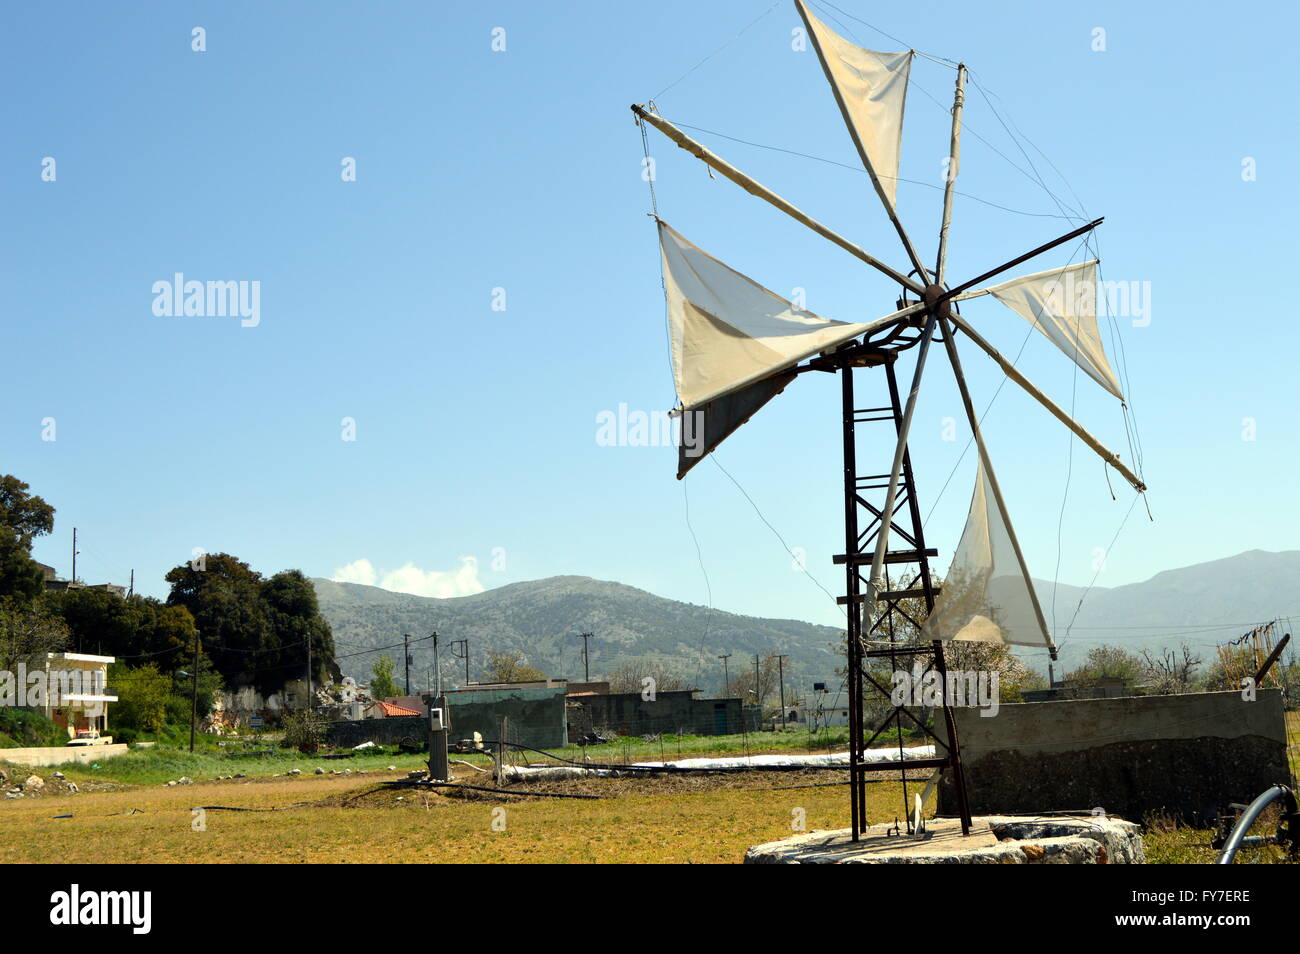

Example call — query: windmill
[632,0,1147,840]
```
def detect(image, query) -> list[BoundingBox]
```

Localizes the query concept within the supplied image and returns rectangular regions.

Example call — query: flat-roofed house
[39,652,119,741]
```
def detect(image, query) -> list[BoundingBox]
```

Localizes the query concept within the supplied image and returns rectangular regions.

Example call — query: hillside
[312,549,1300,693]
[312,574,845,693]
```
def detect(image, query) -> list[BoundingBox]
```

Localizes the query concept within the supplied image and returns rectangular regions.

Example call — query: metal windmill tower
[632,0,1146,839]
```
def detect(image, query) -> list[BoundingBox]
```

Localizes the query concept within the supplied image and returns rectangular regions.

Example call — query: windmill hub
[922,284,952,320]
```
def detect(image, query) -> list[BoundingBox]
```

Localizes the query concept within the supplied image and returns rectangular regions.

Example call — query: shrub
[0,707,66,747]
[281,709,325,754]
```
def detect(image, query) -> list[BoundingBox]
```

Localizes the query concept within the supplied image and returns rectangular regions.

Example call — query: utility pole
[451,638,469,686]
[754,653,762,719]
[306,630,312,711]
[777,654,789,731]
[577,632,592,682]
[431,631,442,697]
[71,527,78,584]
[128,569,134,598]
[718,652,731,695]
[403,633,412,695]
[189,631,200,753]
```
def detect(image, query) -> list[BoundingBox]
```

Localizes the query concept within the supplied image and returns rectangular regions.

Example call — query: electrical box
[429,707,444,731]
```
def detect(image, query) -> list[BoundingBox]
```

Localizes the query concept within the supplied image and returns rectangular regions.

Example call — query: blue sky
[4,1,1297,636]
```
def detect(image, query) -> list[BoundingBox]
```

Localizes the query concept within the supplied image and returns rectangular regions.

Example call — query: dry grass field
[0,766,893,864]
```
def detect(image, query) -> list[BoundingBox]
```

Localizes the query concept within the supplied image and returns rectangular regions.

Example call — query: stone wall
[938,688,1289,825]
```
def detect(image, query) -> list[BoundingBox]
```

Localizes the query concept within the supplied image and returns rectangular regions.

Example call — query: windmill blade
[925,320,1056,656]
[956,260,1123,400]
[947,311,1146,493]
[658,220,922,412]
[633,106,924,295]
[794,0,928,279]
[676,370,798,479]
[920,453,1057,653]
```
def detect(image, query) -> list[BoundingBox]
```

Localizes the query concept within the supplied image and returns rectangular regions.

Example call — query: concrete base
[0,743,128,767]
[745,815,1145,864]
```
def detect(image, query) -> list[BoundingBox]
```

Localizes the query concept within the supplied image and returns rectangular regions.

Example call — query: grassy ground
[5,716,1292,864]
[5,726,856,788]
[0,766,884,864]
[0,727,907,863]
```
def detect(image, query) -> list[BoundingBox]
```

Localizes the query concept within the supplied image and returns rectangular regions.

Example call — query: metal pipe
[1216,784,1297,864]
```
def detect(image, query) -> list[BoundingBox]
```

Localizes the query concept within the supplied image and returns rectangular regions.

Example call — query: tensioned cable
[682,481,715,688]
[811,0,959,68]
[710,454,845,615]
[920,235,1092,527]
[666,118,1079,221]
[1059,491,1141,644]
[650,0,782,102]
[1051,301,1084,634]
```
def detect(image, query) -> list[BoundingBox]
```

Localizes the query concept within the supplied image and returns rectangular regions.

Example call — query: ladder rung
[832,548,937,566]
[836,586,940,605]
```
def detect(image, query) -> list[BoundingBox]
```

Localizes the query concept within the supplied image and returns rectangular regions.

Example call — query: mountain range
[311,549,1299,694]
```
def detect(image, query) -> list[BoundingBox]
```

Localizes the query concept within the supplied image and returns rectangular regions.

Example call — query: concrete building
[37,652,119,741]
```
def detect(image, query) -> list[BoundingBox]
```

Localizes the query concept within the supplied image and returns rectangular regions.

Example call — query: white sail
[967,260,1124,400]
[658,220,909,410]
[921,455,1054,651]
[797,0,912,209]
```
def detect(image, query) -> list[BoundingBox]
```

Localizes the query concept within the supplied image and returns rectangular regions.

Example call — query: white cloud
[332,558,377,586]
[331,556,485,599]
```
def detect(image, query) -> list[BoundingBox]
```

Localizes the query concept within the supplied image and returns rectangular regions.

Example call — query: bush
[0,707,67,748]
[280,709,325,754]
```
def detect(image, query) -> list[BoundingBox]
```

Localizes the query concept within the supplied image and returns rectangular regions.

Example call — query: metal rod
[935,64,966,285]
[1255,633,1291,685]
[939,318,1058,659]
[632,105,924,295]
[841,360,863,839]
[941,217,1104,303]
[946,312,1146,492]
[794,0,930,282]
[866,314,940,597]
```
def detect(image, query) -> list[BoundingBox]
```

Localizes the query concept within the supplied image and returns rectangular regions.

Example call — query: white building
[39,652,118,741]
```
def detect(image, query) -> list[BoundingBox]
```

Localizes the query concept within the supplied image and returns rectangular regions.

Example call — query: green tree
[111,663,173,734]
[45,588,198,668]
[369,653,400,699]
[1065,645,1144,687]
[0,598,69,672]
[482,650,545,684]
[0,475,56,603]
[261,569,340,687]
[165,554,338,695]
